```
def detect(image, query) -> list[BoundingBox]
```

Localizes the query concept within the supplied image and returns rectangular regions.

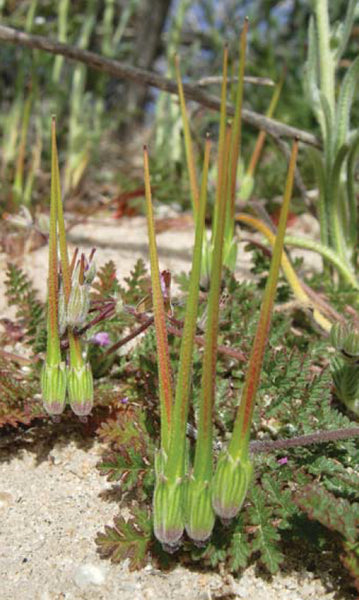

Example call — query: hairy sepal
[212,450,253,520]
[41,361,67,415]
[67,362,94,416]
[185,474,215,543]
[153,452,184,547]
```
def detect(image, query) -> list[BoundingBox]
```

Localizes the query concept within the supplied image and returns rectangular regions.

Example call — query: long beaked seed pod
[67,362,94,416]
[41,361,67,415]
[211,450,253,520]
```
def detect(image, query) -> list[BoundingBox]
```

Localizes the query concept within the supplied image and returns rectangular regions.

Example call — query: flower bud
[212,450,253,520]
[185,474,215,543]
[66,281,90,328]
[41,361,67,415]
[67,362,94,416]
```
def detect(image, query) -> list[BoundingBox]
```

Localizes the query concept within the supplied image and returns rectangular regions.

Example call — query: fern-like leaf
[294,484,359,543]
[247,486,284,573]
[5,263,44,348]
[96,508,152,569]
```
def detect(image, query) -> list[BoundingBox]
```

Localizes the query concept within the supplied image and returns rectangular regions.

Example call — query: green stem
[211,43,228,246]
[193,126,231,481]
[175,54,199,217]
[144,146,173,452]
[226,19,248,237]
[229,140,298,460]
[51,116,72,304]
[284,235,358,289]
[166,137,210,481]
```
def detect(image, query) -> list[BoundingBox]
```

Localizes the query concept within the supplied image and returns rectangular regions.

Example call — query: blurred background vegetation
[0,0,357,218]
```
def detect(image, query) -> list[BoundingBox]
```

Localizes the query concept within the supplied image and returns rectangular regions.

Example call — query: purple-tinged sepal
[153,450,184,548]
[67,362,94,416]
[185,474,215,543]
[41,361,67,415]
[212,450,253,520]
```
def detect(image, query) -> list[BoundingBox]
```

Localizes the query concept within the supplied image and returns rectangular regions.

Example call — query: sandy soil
[0,214,348,600]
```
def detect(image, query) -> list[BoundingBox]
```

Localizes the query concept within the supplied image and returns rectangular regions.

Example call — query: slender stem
[228,19,248,225]
[236,213,332,332]
[166,136,210,480]
[229,141,298,460]
[247,68,285,177]
[51,116,72,304]
[250,427,359,454]
[284,234,358,289]
[193,126,231,480]
[46,126,60,365]
[175,54,199,216]
[211,43,228,246]
[143,146,173,451]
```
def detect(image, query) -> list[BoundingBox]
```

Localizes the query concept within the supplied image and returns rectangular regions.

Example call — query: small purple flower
[91,332,110,347]
[277,457,288,466]
[120,396,129,404]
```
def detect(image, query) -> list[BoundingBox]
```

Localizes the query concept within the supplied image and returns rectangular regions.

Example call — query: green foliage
[5,262,45,351]
[97,404,155,497]
[96,507,152,570]
[294,484,359,585]
[0,355,44,427]
[95,267,359,591]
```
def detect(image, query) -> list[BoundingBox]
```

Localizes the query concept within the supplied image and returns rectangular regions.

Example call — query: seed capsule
[153,450,185,548]
[67,362,94,416]
[185,474,215,543]
[41,361,67,415]
[212,450,253,520]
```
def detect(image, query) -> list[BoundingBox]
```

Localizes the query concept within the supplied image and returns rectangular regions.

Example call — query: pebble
[0,491,13,508]
[73,562,107,588]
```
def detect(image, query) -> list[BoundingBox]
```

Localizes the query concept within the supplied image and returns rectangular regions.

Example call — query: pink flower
[91,332,110,347]
[277,457,288,466]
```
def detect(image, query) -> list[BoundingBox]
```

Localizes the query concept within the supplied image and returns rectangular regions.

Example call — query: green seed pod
[67,362,94,416]
[212,450,253,520]
[41,361,67,415]
[66,282,90,329]
[331,356,359,415]
[58,287,67,336]
[185,474,215,543]
[153,475,185,548]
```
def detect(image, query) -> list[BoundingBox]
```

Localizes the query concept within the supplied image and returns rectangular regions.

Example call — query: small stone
[0,491,14,508]
[73,562,107,587]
